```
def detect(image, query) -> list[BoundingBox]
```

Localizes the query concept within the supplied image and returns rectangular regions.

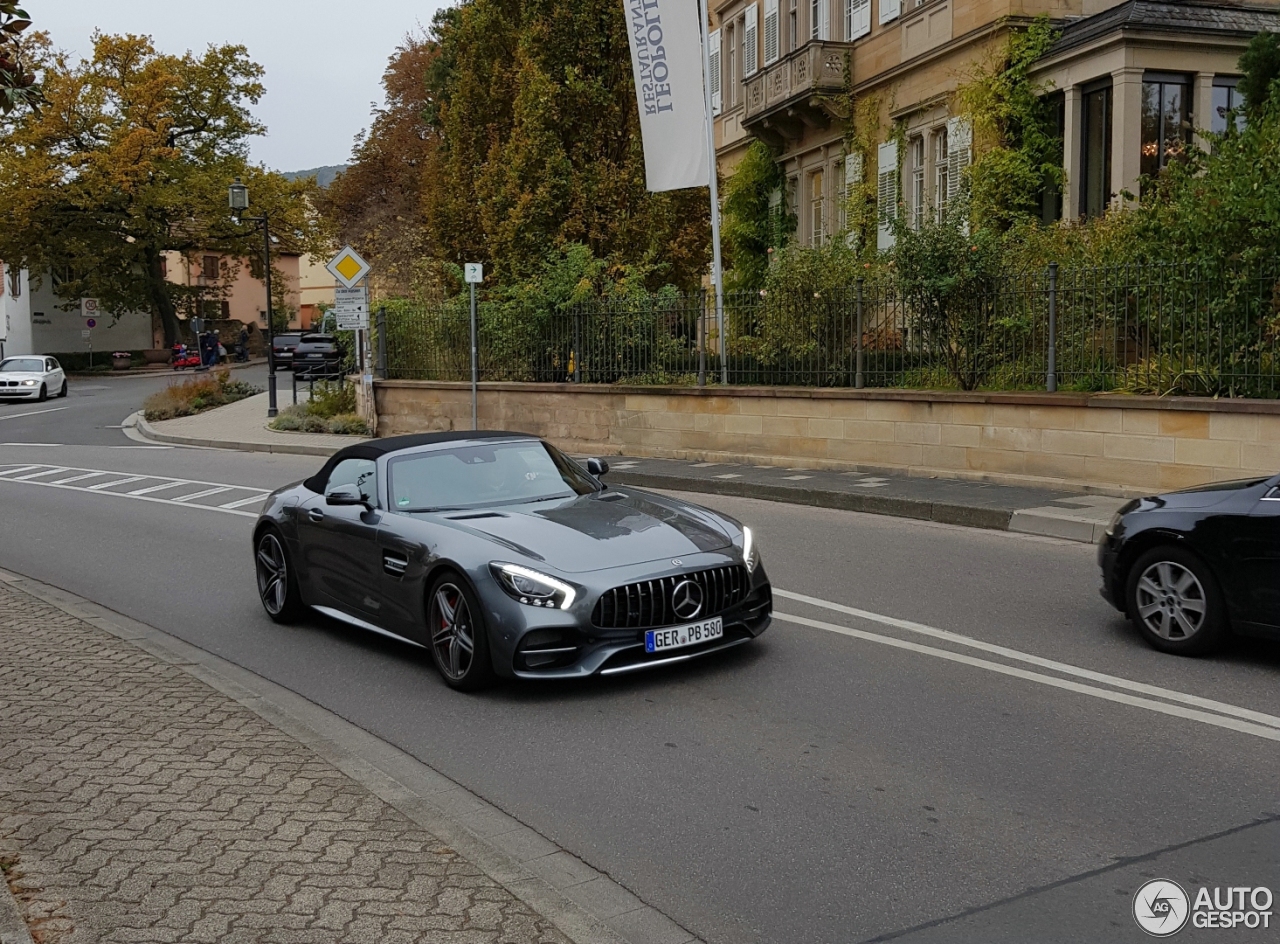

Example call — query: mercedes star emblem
[671,579,704,620]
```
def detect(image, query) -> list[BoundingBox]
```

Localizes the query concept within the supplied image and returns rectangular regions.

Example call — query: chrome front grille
[591,565,750,630]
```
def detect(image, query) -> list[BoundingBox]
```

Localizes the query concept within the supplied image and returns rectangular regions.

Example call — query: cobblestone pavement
[0,582,570,944]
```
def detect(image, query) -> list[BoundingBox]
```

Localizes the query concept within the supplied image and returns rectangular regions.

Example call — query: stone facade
[375,381,1280,494]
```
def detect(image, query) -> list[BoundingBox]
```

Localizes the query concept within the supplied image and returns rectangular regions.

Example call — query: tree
[326,0,711,294]
[1238,30,1280,119]
[0,2,39,114]
[0,33,323,344]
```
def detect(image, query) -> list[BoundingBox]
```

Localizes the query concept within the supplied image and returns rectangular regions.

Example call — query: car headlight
[741,526,759,573]
[490,563,577,610]
[20,380,36,386]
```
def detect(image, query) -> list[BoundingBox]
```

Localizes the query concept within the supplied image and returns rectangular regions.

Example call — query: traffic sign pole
[465,263,482,430]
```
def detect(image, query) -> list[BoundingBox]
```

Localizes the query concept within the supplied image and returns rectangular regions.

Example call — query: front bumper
[488,559,773,680]
[0,386,42,399]
[1097,532,1125,611]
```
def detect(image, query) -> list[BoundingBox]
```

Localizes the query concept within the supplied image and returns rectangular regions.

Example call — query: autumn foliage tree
[0,2,39,114]
[0,33,322,344]
[326,0,711,293]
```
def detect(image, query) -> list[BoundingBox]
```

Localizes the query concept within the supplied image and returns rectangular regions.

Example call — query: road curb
[0,567,700,944]
[67,359,268,380]
[132,413,345,457]
[0,865,34,944]
[609,470,1015,532]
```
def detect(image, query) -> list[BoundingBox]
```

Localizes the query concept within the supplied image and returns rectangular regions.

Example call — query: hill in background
[282,165,348,188]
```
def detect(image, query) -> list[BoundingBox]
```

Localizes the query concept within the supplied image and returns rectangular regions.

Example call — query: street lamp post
[228,178,278,418]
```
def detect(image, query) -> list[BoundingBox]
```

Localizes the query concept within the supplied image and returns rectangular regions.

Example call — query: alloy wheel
[1135,560,1207,641]
[256,533,289,616]
[431,583,476,681]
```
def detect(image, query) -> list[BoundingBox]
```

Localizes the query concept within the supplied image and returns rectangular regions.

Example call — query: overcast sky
[28,0,449,172]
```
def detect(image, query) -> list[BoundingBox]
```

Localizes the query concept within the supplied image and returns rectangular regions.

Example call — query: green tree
[721,140,790,291]
[1238,30,1280,119]
[0,33,322,344]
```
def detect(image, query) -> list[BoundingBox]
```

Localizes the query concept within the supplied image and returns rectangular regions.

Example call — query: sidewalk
[0,575,612,944]
[132,396,1129,543]
[70,358,269,380]
[135,392,368,457]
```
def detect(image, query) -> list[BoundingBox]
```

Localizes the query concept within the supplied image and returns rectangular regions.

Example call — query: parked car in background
[1099,473,1280,655]
[272,333,303,369]
[0,355,67,401]
[291,334,343,379]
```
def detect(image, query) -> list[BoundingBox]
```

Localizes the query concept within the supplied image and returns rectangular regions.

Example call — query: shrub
[143,371,261,421]
[268,405,370,435]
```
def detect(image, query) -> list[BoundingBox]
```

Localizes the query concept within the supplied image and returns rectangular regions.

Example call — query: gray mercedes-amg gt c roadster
[252,432,772,690]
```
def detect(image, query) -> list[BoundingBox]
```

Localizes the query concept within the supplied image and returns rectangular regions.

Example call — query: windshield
[0,358,44,373]
[388,440,599,512]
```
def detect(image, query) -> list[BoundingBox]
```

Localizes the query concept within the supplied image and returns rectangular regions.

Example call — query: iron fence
[378,260,1280,397]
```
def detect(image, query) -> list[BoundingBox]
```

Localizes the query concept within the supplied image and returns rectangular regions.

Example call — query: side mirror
[586,457,610,477]
[326,484,369,508]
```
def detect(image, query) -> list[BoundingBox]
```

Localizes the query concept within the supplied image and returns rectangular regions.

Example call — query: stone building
[708,0,1280,247]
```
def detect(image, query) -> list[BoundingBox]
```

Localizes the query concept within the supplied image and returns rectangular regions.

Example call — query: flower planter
[112,356,132,371]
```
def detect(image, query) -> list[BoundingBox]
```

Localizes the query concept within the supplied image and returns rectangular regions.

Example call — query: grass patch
[268,382,368,435]
[143,370,262,421]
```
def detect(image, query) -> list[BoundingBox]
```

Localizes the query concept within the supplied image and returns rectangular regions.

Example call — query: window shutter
[876,140,898,251]
[878,0,900,25]
[763,0,780,64]
[945,116,971,205]
[709,29,722,116]
[743,4,759,77]
[846,0,870,38]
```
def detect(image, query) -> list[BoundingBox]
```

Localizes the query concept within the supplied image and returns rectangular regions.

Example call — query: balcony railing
[742,40,850,129]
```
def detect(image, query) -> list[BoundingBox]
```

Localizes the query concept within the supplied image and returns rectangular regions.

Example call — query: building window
[7,265,19,298]
[726,24,736,107]
[1212,76,1244,135]
[788,0,798,51]
[909,137,925,229]
[834,159,846,232]
[1080,81,1112,218]
[1040,92,1065,224]
[810,169,825,245]
[810,0,827,40]
[1141,73,1189,181]
[201,254,219,281]
[259,310,268,327]
[933,127,949,221]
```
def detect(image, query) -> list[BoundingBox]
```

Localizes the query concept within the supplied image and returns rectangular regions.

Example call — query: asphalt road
[1,376,1277,944]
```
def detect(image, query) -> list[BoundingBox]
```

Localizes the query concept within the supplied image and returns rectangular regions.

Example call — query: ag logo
[1134,879,1190,936]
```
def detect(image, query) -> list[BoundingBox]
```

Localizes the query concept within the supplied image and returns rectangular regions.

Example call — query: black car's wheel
[1126,546,1228,655]
[57,380,68,398]
[426,573,494,691]
[256,529,303,623]
[37,383,47,402]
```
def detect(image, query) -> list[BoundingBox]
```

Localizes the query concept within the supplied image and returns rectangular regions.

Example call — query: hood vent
[446,511,508,521]
[597,492,627,502]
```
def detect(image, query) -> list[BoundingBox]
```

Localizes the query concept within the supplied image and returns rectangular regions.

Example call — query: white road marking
[782,475,812,481]
[0,464,265,518]
[10,467,69,481]
[172,486,233,503]
[776,611,1280,743]
[775,587,1280,732]
[715,473,742,479]
[48,471,111,485]
[110,445,173,450]
[128,481,187,496]
[0,407,67,422]
[87,476,148,491]
[219,494,270,510]
[0,442,62,446]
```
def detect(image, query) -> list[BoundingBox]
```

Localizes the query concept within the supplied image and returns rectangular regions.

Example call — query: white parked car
[0,355,67,401]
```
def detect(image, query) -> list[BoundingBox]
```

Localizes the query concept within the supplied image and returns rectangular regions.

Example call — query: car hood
[427,490,734,573]
[1147,476,1273,510]
[0,372,43,381]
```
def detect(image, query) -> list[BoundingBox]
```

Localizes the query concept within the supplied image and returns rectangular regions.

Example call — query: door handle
[308,508,325,523]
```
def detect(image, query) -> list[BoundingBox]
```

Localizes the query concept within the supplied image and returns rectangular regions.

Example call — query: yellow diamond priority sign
[326,245,371,289]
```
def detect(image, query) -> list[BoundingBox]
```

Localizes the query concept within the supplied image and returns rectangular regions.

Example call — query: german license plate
[645,617,723,653]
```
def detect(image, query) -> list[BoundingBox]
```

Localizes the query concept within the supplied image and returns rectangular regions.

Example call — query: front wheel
[1126,546,1228,655]
[255,529,304,623]
[426,573,495,691]
[37,383,47,402]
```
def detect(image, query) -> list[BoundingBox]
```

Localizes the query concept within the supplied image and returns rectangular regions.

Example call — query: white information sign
[335,309,368,331]
[81,298,99,318]
[464,263,483,284]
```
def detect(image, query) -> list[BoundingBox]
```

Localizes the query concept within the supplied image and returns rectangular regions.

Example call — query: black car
[272,332,303,369]
[1099,473,1280,654]
[252,431,772,690]
[291,334,343,379]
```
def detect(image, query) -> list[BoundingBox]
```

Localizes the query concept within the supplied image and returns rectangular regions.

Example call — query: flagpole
[697,0,727,384]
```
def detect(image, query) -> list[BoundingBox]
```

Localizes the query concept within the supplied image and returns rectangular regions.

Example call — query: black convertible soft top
[302,430,537,493]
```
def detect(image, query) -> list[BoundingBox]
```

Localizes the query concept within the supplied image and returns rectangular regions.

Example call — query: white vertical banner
[624,0,710,191]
